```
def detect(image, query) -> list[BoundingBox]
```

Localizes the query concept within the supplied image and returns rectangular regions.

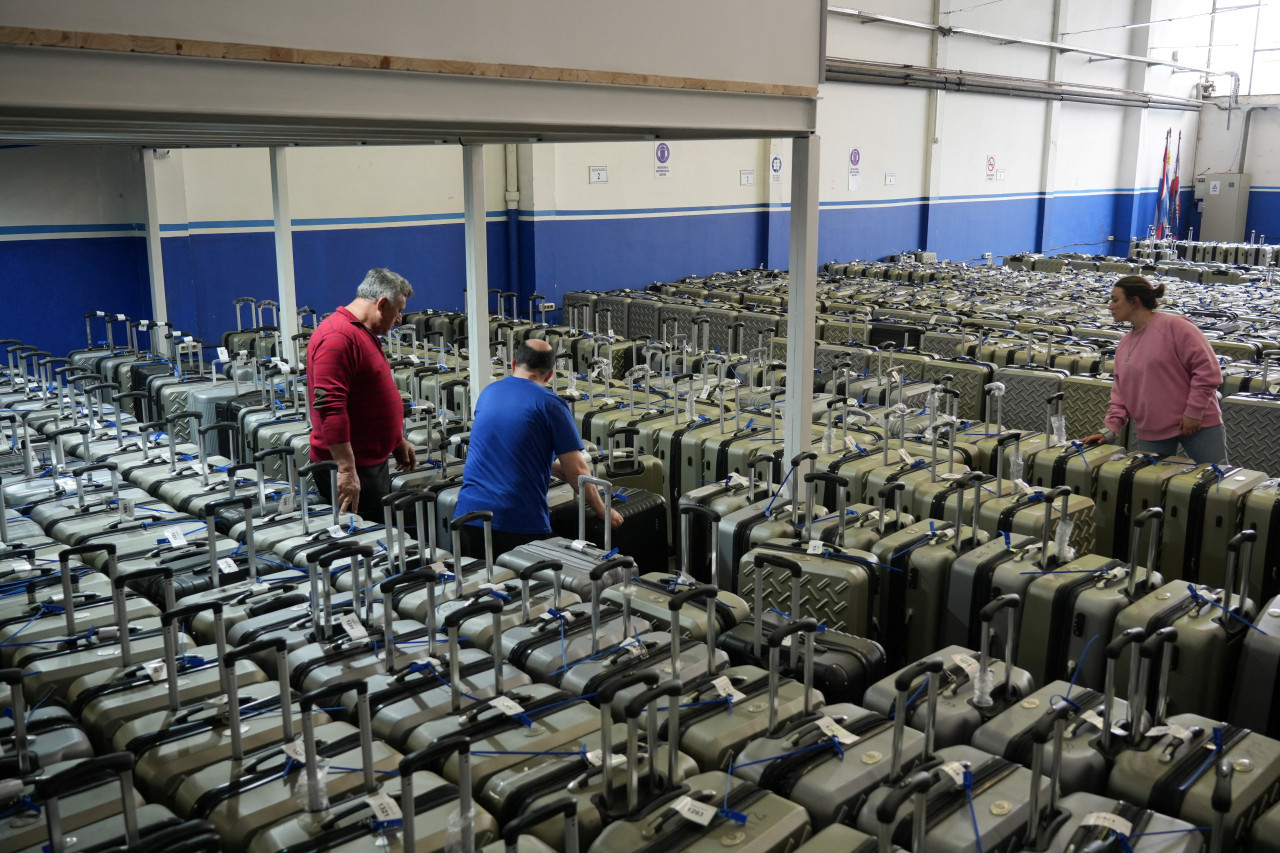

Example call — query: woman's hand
[1079,433,1107,446]
[1179,416,1202,436]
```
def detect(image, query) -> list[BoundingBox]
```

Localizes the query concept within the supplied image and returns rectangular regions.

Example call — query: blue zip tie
[964,770,986,853]
[1065,634,1098,699]
[1187,584,1268,635]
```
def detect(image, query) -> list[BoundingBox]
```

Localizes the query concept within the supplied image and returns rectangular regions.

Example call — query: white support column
[463,144,492,410]
[141,148,168,324]
[269,146,301,365]
[922,0,951,250]
[1038,0,1067,252]
[1116,0,1156,248]
[783,132,820,491]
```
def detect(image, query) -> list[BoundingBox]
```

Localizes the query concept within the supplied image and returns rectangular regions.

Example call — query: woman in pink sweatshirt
[1082,275,1227,463]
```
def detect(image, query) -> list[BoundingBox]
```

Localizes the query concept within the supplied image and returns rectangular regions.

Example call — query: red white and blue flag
[1169,131,1182,236]
[1154,129,1171,239]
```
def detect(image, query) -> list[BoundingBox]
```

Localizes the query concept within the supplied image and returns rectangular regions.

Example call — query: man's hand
[394,439,418,472]
[336,468,361,514]
[610,508,624,529]
[1180,416,1202,436]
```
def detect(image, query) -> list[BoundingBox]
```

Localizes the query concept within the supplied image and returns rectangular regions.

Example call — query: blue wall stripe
[0,223,143,236]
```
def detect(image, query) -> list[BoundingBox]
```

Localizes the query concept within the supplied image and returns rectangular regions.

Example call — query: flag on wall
[1170,131,1182,237]
[1154,129,1171,240]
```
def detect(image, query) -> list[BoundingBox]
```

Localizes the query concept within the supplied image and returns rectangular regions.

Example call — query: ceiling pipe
[825,59,1202,112]
[829,6,1216,75]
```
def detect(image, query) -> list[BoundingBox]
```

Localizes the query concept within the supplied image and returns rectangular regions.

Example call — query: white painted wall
[0,145,143,229]
[1195,95,1280,181]
[814,83,930,202]
[0,0,823,90]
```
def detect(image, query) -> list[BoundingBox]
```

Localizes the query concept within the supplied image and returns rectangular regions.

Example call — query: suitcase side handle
[590,555,634,581]
[225,637,287,666]
[317,543,374,569]
[502,799,579,848]
[875,770,933,845]
[597,670,659,706]
[442,595,502,629]
[161,598,223,627]
[515,559,561,582]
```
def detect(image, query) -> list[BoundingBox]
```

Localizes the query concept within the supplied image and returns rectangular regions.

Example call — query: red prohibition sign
[986,156,996,172]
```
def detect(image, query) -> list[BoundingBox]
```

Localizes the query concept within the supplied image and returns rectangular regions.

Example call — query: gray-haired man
[307,268,418,517]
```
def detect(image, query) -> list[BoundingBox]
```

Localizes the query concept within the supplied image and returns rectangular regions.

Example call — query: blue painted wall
[0,235,150,357]
[1247,190,1280,241]
[2,187,1204,357]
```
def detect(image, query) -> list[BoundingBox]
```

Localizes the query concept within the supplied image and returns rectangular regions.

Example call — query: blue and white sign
[848,147,862,192]
[655,142,671,179]
[770,155,783,184]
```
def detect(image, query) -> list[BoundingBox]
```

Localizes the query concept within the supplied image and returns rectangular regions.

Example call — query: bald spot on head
[513,338,556,376]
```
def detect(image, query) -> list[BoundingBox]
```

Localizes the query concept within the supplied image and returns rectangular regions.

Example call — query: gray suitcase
[1108,628,1280,853]
[1020,696,1205,853]
[863,595,1035,749]
[1229,593,1280,737]
[585,678,812,853]
[732,649,932,831]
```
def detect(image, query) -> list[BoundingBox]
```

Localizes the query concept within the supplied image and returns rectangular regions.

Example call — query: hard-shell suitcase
[1017,507,1164,690]
[551,478,668,574]
[1021,696,1206,853]
[854,743,1049,853]
[586,678,813,852]
[1240,480,1280,603]
[1112,531,1259,721]
[175,679,405,851]
[0,671,92,775]
[478,673,698,851]
[1159,463,1268,588]
[3,752,179,853]
[718,550,885,705]
[993,365,1069,432]
[1229,593,1280,738]
[242,692,499,853]
[1222,390,1280,474]
[869,471,989,666]
[863,595,1035,748]
[731,649,933,831]
[1108,628,1280,852]
[1029,440,1125,498]
[1094,453,1194,562]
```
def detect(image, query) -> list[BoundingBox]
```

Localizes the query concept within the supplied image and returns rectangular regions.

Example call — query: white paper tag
[806,540,825,555]
[815,715,861,745]
[277,493,295,514]
[898,448,914,465]
[250,582,271,595]
[364,791,403,821]
[118,497,135,520]
[1079,709,1106,732]
[952,653,981,680]
[414,652,442,668]
[281,740,308,762]
[9,559,32,573]
[617,636,647,658]
[55,476,76,493]
[939,761,968,787]
[727,472,750,489]
[585,749,627,769]
[339,613,369,641]
[327,524,349,539]
[166,529,188,548]
[217,346,230,363]
[1014,478,1034,495]
[408,354,421,365]
[1081,813,1133,837]
[1145,725,1172,738]
[143,659,168,682]
[711,675,748,704]
[491,695,526,716]
[673,795,717,826]
[217,557,239,575]
[203,694,230,713]
[845,437,861,451]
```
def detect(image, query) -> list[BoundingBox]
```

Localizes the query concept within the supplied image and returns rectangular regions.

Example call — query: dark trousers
[314,461,391,520]
[457,524,544,561]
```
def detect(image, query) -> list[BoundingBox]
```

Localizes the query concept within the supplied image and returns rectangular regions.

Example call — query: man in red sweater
[307,268,417,517]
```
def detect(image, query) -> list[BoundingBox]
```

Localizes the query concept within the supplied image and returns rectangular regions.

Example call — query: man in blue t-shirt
[453,338,622,556]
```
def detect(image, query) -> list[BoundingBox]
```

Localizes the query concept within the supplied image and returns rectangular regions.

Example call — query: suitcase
[719,550,886,705]
[1108,628,1280,853]
[869,471,990,667]
[863,594,1035,748]
[1229,593,1280,738]
[478,678,698,850]
[1112,531,1259,721]
[1020,698,1206,853]
[1240,480,1280,604]
[550,479,669,574]
[1017,506,1165,691]
[175,679,406,851]
[1094,452,1195,562]
[2,752,179,853]
[0,672,92,775]
[1160,463,1269,587]
[854,743,1049,853]
[586,678,813,852]
[731,651,933,831]
[242,696,499,853]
